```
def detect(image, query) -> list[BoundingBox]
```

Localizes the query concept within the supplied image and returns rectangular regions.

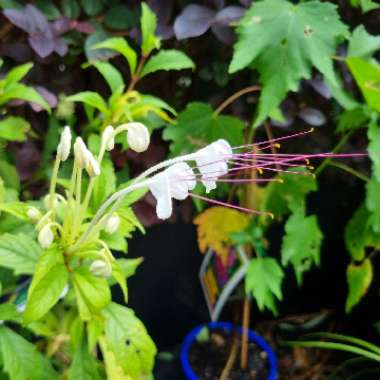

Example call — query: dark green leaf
[104,4,134,30]
[368,118,380,182]
[61,0,80,19]
[80,0,103,16]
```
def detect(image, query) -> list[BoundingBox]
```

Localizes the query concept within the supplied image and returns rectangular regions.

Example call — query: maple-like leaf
[194,206,249,263]
[229,0,348,126]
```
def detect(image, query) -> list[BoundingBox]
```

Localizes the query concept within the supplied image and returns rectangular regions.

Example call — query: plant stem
[240,296,251,370]
[127,54,148,92]
[220,333,239,380]
[48,156,61,210]
[327,161,369,182]
[213,85,260,116]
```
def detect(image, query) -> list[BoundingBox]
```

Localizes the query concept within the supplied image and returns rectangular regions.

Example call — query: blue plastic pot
[180,321,278,380]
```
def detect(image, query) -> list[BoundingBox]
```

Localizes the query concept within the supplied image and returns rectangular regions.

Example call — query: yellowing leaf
[194,206,249,263]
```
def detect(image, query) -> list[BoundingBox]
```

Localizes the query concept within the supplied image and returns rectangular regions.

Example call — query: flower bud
[74,137,89,169]
[105,213,120,234]
[102,126,115,151]
[26,207,41,222]
[57,126,72,161]
[126,122,150,153]
[38,224,54,249]
[43,194,59,210]
[90,260,112,278]
[86,151,100,177]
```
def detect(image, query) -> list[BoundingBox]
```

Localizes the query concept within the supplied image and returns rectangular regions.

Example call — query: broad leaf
[87,61,124,94]
[346,259,373,313]
[67,91,109,115]
[281,211,323,285]
[141,3,160,55]
[140,50,195,77]
[68,340,101,380]
[246,257,284,315]
[350,0,380,12]
[102,303,156,378]
[24,246,68,323]
[336,107,369,132]
[347,26,380,59]
[366,176,380,233]
[0,303,21,323]
[163,102,244,156]
[0,326,58,380]
[3,62,33,85]
[0,160,20,190]
[0,233,41,274]
[230,0,347,126]
[0,201,33,220]
[368,118,380,182]
[0,117,30,142]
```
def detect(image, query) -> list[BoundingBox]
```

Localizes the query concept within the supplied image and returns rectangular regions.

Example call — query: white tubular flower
[105,213,120,234]
[194,139,232,193]
[57,126,72,161]
[38,224,54,249]
[149,163,196,220]
[26,207,41,222]
[126,122,150,153]
[90,260,112,278]
[74,137,89,169]
[86,151,100,177]
[102,125,115,151]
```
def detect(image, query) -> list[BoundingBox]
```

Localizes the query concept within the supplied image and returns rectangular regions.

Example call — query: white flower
[90,260,112,278]
[57,126,72,161]
[149,163,196,220]
[74,137,89,169]
[26,207,41,222]
[38,224,54,249]
[86,151,100,177]
[126,122,150,153]
[105,213,120,234]
[194,139,232,193]
[102,125,115,151]
[43,194,59,210]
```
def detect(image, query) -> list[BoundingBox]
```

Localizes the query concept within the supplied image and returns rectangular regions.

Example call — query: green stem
[327,161,369,182]
[48,157,61,210]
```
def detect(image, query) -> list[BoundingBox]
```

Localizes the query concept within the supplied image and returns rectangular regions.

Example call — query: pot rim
[180,321,278,380]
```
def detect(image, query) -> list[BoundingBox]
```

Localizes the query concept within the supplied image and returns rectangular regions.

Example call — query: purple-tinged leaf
[16,141,41,181]
[156,24,174,39]
[28,35,55,58]
[298,108,327,127]
[174,4,216,40]
[147,0,173,24]
[51,17,71,35]
[239,0,251,6]
[3,8,34,33]
[214,6,245,26]
[211,25,235,45]
[308,76,332,99]
[31,86,57,111]
[72,21,95,34]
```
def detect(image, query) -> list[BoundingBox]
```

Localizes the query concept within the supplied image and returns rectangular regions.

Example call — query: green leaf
[93,37,137,75]
[0,233,41,275]
[140,50,195,77]
[0,303,21,323]
[87,61,124,94]
[336,107,369,132]
[102,303,157,378]
[67,91,109,115]
[0,201,33,220]
[0,117,30,142]
[229,0,347,126]
[346,259,373,313]
[111,260,128,302]
[141,3,160,55]
[245,257,284,315]
[368,118,380,182]
[0,326,58,380]
[104,4,136,30]
[0,160,19,190]
[281,210,323,285]
[24,247,68,323]
[163,102,244,156]
[68,340,101,380]
[366,176,380,233]
[347,57,380,112]
[350,0,380,12]
[80,0,103,16]
[348,26,380,59]
[61,0,80,19]
[3,62,33,85]
[73,267,111,321]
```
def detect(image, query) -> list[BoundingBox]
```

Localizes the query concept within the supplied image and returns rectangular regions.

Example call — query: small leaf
[111,260,128,302]
[0,303,21,323]
[93,37,137,75]
[246,257,284,315]
[61,0,80,19]
[68,340,101,380]
[348,25,380,59]
[336,107,369,132]
[3,62,33,85]
[67,91,108,115]
[24,247,68,323]
[366,176,380,233]
[0,160,20,190]
[0,201,32,220]
[0,116,30,141]
[368,118,380,182]
[346,259,373,313]
[87,61,124,94]
[140,49,194,77]
[141,2,160,55]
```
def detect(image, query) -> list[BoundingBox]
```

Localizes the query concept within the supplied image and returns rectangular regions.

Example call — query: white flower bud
[86,151,100,177]
[57,126,72,161]
[26,207,41,222]
[43,194,59,210]
[126,122,150,153]
[102,125,115,151]
[38,224,54,249]
[105,213,120,234]
[74,137,89,169]
[90,260,112,278]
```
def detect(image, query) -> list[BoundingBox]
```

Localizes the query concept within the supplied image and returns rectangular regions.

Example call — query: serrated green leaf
[245,257,284,315]
[140,50,195,77]
[347,57,380,112]
[67,91,109,115]
[87,61,124,94]
[348,26,380,59]
[73,267,111,321]
[111,260,128,302]
[0,233,41,275]
[102,303,157,378]
[366,176,380,233]
[0,117,30,142]
[346,259,373,313]
[0,160,19,190]
[24,246,68,324]
[141,3,160,55]
[68,340,101,380]
[0,326,58,380]
[229,0,347,126]
[281,210,323,285]
[163,102,244,156]
[93,37,137,75]
[3,62,33,86]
